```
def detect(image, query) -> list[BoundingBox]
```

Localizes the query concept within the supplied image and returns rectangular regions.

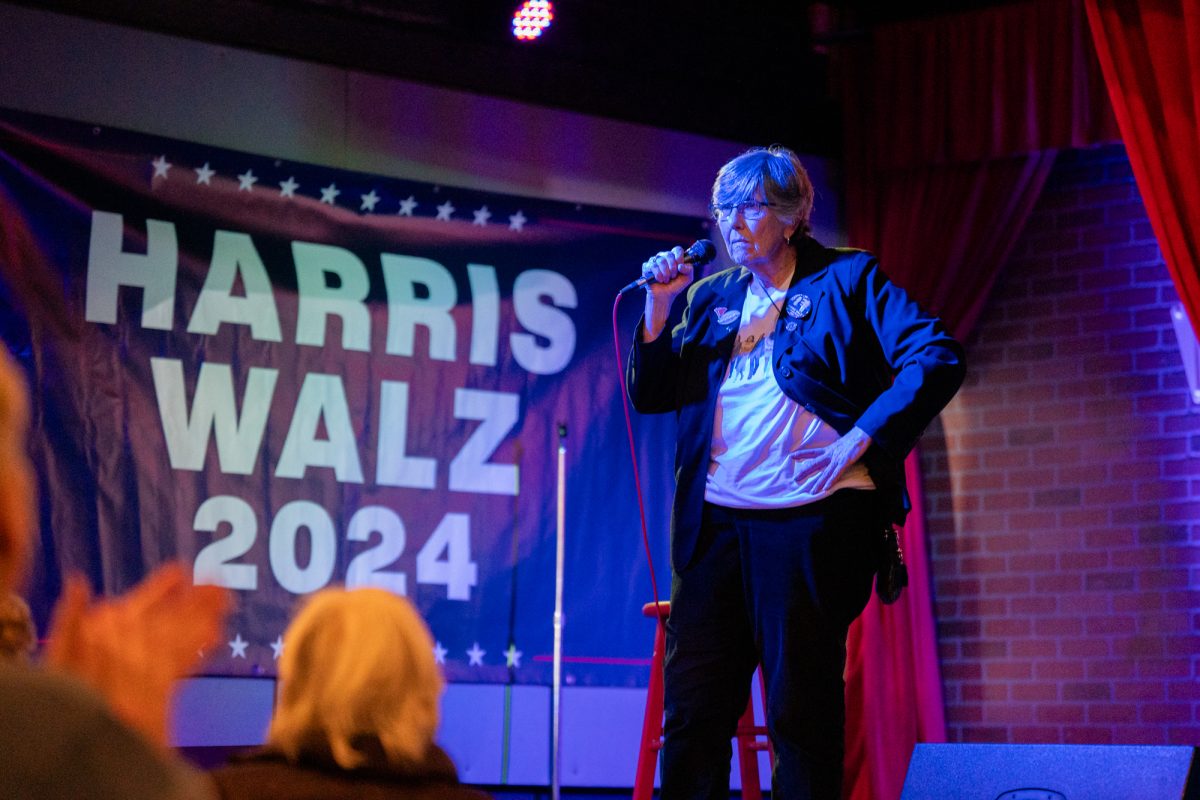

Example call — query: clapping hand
[44,563,231,747]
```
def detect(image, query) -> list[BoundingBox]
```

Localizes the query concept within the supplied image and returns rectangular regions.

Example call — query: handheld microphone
[618,239,716,295]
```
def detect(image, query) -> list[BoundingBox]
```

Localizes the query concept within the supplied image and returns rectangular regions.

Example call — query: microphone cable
[609,242,713,611]
[611,291,663,611]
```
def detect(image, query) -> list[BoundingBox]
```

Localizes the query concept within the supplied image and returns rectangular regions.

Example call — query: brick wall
[921,143,1200,745]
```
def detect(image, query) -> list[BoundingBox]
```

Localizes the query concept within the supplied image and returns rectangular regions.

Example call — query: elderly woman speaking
[627,145,964,799]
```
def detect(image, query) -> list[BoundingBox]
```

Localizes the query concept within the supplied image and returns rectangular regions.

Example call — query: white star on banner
[398,195,418,216]
[237,169,258,191]
[228,633,249,659]
[466,642,486,666]
[151,155,171,178]
[270,635,285,660]
[360,190,381,212]
[505,644,523,668]
[509,210,528,231]
[435,200,455,221]
[194,162,215,185]
[320,183,341,205]
[472,205,492,226]
[279,176,299,198]
[433,641,448,665]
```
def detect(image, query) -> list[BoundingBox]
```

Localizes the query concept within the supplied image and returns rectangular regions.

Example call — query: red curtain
[844,455,947,800]
[849,155,1058,340]
[837,2,1118,798]
[1085,0,1200,341]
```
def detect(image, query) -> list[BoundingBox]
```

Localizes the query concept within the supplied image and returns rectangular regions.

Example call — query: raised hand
[641,246,695,341]
[44,563,231,747]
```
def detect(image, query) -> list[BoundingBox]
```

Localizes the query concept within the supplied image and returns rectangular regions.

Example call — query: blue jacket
[627,236,965,571]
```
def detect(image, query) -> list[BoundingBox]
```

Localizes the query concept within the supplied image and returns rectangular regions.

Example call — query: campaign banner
[0,109,705,685]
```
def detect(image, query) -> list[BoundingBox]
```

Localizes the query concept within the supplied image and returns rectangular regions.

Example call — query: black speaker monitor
[900,744,1200,800]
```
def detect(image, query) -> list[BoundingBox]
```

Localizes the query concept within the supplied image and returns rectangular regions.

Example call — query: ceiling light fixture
[512,0,554,41]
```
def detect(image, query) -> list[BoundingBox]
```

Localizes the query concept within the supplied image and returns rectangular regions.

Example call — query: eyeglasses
[710,200,776,222]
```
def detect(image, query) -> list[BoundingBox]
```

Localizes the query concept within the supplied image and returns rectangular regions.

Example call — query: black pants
[660,491,883,800]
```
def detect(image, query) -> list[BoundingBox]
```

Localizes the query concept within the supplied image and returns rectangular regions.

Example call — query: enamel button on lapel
[787,293,812,320]
[714,306,740,326]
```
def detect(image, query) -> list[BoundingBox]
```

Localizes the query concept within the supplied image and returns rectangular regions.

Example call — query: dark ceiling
[14,0,1018,157]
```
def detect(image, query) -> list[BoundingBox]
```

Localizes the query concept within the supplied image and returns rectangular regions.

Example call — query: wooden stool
[632,601,774,800]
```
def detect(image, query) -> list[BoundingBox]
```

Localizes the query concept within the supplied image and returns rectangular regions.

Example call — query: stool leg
[736,698,763,800]
[633,617,667,800]
[736,666,775,799]
[758,666,775,771]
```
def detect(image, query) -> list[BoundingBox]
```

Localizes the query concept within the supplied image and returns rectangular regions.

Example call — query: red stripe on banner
[532,654,653,666]
[541,215,708,244]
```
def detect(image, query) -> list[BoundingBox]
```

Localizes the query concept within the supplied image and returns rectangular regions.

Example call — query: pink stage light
[512,0,554,41]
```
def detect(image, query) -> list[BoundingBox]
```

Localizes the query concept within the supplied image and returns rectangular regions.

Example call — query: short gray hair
[711,145,814,238]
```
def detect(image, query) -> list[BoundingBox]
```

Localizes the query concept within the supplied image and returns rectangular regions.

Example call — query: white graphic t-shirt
[705,277,874,508]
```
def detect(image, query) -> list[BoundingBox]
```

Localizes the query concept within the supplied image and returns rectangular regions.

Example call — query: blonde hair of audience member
[268,587,442,768]
[0,350,34,596]
[0,592,37,662]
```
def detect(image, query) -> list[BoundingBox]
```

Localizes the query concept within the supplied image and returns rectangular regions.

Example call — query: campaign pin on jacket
[714,306,741,326]
[787,293,812,320]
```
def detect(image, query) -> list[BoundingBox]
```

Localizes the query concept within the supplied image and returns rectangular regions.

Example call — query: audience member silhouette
[0,347,229,799]
[210,587,490,800]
